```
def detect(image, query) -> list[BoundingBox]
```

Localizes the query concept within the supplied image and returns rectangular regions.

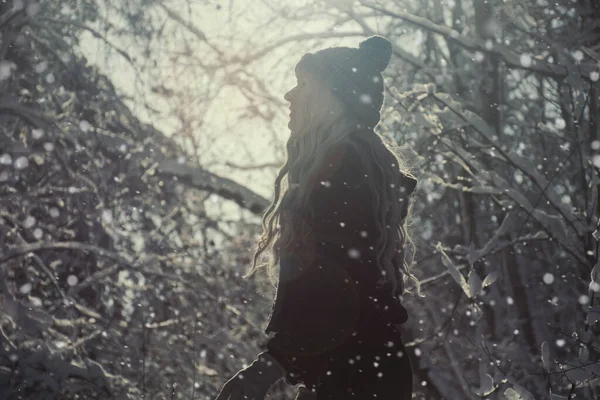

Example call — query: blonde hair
[243,69,421,300]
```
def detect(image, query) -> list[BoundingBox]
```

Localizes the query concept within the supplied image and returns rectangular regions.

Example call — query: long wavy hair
[243,69,421,300]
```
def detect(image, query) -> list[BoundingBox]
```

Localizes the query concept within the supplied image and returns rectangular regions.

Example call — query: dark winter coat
[262,139,417,396]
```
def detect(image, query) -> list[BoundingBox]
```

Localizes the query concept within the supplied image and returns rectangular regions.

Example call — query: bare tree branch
[0,6,22,28]
[360,1,599,81]
[37,17,134,64]
[224,160,281,171]
[157,158,270,214]
[0,241,135,265]
[0,99,55,128]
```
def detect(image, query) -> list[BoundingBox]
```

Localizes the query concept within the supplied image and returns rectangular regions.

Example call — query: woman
[215,35,419,400]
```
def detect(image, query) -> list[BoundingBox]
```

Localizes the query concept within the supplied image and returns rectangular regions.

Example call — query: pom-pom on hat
[296,35,393,129]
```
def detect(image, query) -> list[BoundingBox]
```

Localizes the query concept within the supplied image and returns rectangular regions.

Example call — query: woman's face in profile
[284,69,310,132]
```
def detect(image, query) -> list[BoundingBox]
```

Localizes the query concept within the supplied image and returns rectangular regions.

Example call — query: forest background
[0,0,599,399]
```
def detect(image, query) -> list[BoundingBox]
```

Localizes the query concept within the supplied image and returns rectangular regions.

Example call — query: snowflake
[34,61,48,74]
[19,283,32,295]
[347,248,361,259]
[32,128,44,139]
[33,228,43,240]
[0,154,12,165]
[0,61,16,81]
[23,215,36,228]
[102,209,113,224]
[359,94,372,104]
[542,273,554,285]
[14,156,29,169]
[519,53,532,68]
[79,120,91,132]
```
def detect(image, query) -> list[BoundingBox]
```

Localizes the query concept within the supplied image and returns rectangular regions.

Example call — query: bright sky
[78,0,393,226]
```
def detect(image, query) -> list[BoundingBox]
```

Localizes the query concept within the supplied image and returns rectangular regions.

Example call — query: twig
[0,213,68,301]
[0,99,55,128]
[37,17,134,65]
[0,241,134,266]
[224,161,282,171]
[59,330,102,354]
[68,264,120,297]
[0,324,16,350]
[0,7,22,29]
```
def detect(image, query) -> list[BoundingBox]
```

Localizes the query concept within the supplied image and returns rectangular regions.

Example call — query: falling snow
[347,248,361,259]
[19,283,32,295]
[23,215,36,228]
[33,228,43,240]
[101,209,113,224]
[34,61,48,74]
[14,156,29,170]
[0,154,12,165]
[520,53,533,67]
[67,275,78,286]
[79,120,91,132]
[572,50,584,62]
[0,3,596,399]
[32,128,44,139]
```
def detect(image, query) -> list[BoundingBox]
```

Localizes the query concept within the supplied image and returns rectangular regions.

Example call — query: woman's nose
[284,88,293,103]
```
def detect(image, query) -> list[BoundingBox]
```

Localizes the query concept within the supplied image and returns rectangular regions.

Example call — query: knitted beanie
[296,35,393,129]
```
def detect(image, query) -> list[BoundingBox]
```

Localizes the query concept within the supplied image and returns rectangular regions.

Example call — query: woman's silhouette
[216,35,419,400]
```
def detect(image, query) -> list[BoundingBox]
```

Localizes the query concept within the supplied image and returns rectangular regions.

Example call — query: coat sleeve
[263,144,377,386]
